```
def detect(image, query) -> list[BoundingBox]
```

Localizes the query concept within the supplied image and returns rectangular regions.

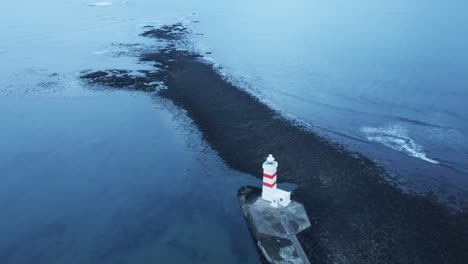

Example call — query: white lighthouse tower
[261,154,291,208]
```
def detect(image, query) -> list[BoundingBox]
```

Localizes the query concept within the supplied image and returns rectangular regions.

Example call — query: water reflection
[0,92,260,264]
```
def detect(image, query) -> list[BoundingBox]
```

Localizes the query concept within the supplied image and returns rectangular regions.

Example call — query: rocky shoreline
[81,23,468,264]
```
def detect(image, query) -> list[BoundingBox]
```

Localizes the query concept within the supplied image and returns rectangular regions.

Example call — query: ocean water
[1,0,467,262]
[0,92,261,264]
[0,2,264,262]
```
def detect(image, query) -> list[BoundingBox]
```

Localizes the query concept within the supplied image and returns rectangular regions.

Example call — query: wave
[360,125,439,164]
[392,116,455,130]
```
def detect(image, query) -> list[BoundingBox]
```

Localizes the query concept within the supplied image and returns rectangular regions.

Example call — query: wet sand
[81,24,468,264]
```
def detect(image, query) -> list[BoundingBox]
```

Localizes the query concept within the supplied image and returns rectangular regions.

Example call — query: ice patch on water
[92,50,111,56]
[88,2,112,6]
[144,81,167,92]
[361,125,439,164]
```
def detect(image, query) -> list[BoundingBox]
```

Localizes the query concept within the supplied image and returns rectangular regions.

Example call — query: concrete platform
[238,186,311,264]
[249,199,310,239]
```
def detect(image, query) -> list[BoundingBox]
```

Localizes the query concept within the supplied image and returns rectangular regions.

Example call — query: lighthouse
[238,154,311,264]
[261,154,291,208]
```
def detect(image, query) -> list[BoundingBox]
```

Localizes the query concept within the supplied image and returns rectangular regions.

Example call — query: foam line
[361,125,439,164]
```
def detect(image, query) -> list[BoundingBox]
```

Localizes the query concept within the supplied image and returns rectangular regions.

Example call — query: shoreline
[81,24,468,264]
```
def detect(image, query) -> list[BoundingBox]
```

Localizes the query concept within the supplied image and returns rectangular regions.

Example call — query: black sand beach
[81,24,468,264]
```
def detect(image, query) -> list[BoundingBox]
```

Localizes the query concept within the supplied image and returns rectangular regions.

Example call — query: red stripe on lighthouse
[263,172,277,179]
[262,180,277,188]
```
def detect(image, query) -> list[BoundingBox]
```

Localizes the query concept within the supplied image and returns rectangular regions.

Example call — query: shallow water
[1,1,265,262]
[0,92,261,263]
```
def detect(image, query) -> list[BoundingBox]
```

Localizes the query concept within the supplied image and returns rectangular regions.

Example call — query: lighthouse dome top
[266,154,275,163]
[263,154,278,170]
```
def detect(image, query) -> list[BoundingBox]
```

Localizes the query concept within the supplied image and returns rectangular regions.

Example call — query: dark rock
[139,23,190,41]
[81,71,108,79]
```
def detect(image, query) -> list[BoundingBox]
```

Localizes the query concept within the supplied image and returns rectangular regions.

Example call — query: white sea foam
[88,2,113,6]
[361,125,439,164]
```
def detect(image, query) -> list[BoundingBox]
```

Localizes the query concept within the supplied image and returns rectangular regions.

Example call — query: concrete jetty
[238,155,311,264]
